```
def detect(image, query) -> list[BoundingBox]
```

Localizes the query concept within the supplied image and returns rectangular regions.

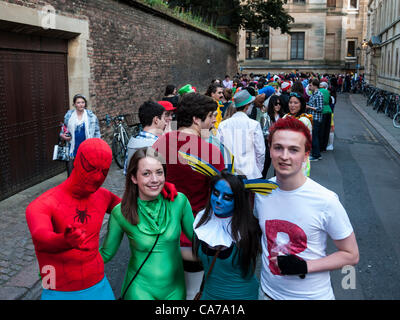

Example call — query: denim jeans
[311,120,322,158]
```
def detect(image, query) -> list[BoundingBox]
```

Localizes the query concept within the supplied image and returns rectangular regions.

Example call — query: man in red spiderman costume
[26,138,177,299]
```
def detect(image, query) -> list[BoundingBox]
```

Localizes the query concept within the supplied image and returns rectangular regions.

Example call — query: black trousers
[320,113,332,152]
[311,120,322,158]
[66,159,74,177]
[262,143,271,179]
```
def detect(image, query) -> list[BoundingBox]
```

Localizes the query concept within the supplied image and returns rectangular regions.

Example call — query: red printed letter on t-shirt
[265,220,307,275]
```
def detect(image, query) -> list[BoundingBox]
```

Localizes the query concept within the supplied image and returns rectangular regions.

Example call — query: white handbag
[53,143,70,161]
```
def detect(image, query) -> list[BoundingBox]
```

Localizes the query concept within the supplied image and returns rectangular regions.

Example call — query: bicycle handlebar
[101,114,130,126]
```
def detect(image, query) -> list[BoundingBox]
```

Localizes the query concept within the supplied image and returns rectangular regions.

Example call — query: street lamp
[361,39,368,50]
[356,46,361,76]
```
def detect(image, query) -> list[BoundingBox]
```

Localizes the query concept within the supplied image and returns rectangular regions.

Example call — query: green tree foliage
[166,0,294,37]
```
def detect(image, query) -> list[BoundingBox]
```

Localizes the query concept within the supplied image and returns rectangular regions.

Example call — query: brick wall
[2,0,237,120]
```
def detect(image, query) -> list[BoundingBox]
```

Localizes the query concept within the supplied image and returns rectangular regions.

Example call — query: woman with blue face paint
[192,169,262,300]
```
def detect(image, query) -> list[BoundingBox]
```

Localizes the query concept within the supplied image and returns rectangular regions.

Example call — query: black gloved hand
[277,254,308,278]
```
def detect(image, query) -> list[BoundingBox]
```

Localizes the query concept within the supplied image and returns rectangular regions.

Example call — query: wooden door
[0,32,69,200]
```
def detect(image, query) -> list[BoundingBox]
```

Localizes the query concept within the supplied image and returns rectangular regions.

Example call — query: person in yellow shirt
[205,84,224,130]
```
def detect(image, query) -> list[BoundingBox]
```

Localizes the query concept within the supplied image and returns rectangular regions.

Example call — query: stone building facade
[365,0,400,94]
[0,0,237,200]
[238,0,368,75]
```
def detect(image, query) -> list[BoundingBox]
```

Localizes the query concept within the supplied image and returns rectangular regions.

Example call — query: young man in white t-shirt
[254,117,359,300]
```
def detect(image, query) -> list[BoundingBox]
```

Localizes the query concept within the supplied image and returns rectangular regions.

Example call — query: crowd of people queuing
[25,70,360,301]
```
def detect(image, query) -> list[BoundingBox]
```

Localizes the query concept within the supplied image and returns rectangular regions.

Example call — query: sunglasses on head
[290,92,302,98]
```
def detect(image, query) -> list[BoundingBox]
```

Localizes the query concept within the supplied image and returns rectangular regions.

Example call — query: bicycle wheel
[383,99,390,116]
[112,135,126,169]
[393,113,400,128]
[121,127,129,150]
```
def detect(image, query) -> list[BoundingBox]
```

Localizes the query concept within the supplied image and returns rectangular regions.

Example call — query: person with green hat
[178,84,196,96]
[217,90,265,180]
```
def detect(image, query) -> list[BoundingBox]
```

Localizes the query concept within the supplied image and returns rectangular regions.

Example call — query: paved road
[309,93,400,299]
[102,93,400,300]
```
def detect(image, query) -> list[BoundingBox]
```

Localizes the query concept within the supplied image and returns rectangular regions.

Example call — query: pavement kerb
[349,94,400,157]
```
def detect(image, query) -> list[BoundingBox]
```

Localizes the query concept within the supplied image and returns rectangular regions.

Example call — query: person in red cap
[158,100,176,133]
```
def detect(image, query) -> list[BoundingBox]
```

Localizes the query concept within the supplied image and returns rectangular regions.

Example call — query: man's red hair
[268,117,312,153]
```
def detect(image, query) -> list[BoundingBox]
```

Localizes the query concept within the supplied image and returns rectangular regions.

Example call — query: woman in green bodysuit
[100,147,194,300]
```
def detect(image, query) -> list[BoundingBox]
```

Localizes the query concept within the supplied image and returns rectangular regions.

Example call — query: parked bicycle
[103,114,130,169]
[384,94,398,119]
[393,97,400,128]
[367,87,380,106]
[372,90,384,112]
[358,82,400,128]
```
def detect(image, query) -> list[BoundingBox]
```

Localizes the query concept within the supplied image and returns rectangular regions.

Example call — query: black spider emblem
[74,208,91,224]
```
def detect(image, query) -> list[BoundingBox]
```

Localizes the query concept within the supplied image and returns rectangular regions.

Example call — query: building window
[293,0,306,3]
[245,30,269,60]
[397,3,400,17]
[347,40,356,57]
[290,32,305,60]
[327,0,336,7]
[349,0,358,9]
[396,48,399,77]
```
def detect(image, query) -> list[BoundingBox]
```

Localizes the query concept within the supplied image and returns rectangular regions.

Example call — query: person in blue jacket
[60,94,100,176]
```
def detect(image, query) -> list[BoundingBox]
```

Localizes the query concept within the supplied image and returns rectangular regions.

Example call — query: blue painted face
[211,179,234,218]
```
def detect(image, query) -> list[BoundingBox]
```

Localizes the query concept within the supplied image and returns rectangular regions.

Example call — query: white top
[254,177,353,300]
[222,79,233,89]
[193,209,234,247]
[217,112,265,179]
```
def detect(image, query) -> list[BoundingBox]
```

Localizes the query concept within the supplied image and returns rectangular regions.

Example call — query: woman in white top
[60,94,101,176]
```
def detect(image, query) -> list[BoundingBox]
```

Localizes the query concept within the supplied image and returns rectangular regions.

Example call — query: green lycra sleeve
[100,206,124,263]
[180,196,194,243]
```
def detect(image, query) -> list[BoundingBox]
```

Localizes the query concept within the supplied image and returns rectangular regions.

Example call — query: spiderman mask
[67,138,112,197]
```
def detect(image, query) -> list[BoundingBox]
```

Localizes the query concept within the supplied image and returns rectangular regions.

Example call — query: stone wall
[0,0,237,120]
